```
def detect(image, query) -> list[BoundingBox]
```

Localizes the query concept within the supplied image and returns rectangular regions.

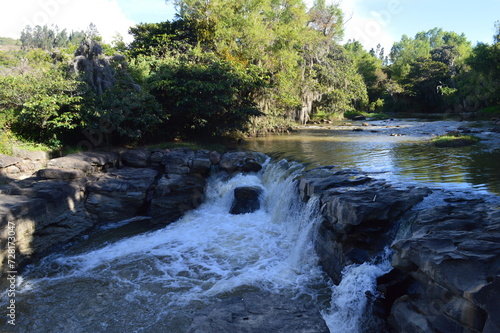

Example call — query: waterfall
[6,159,394,332]
[322,249,393,332]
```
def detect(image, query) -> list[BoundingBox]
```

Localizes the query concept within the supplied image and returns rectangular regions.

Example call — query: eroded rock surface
[188,292,330,333]
[299,167,431,284]
[387,198,500,333]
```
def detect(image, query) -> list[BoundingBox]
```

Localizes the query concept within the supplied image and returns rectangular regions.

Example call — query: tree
[402,57,451,112]
[149,56,264,138]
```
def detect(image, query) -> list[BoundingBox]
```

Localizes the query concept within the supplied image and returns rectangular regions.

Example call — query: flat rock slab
[188,292,329,333]
[0,154,22,168]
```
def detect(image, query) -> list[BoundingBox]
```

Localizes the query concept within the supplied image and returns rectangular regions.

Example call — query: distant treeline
[0,0,499,151]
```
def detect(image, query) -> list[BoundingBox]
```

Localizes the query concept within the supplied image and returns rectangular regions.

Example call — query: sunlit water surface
[246,119,500,195]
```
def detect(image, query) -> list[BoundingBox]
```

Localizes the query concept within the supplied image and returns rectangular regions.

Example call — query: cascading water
[3,160,392,332]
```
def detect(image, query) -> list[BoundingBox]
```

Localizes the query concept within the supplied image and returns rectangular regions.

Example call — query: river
[245,119,500,195]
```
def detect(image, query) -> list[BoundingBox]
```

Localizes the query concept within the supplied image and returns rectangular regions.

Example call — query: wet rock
[298,169,371,202]
[388,199,500,333]
[187,292,329,333]
[121,149,151,167]
[85,168,158,223]
[353,115,366,121]
[299,167,431,284]
[230,186,263,215]
[150,174,206,225]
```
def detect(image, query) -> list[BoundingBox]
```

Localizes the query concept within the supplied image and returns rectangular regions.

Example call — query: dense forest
[0,0,499,152]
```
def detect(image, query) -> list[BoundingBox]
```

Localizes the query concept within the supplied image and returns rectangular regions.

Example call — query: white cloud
[339,0,401,52]
[0,0,136,43]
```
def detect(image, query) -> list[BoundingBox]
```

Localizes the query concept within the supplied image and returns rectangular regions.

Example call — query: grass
[432,132,480,148]
[0,129,53,156]
[476,105,500,120]
[344,111,390,120]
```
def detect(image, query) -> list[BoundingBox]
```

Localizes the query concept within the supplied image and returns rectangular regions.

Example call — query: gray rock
[388,200,500,333]
[230,186,263,214]
[150,151,165,163]
[0,154,21,168]
[315,181,431,283]
[48,151,119,174]
[188,292,329,333]
[209,150,221,165]
[121,149,151,167]
[150,174,206,225]
[85,168,158,223]
[0,178,91,273]
[219,152,267,173]
[162,148,195,174]
[12,148,50,161]
[37,168,86,180]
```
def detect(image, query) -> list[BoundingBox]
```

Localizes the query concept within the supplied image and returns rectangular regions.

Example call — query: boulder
[150,174,206,225]
[85,168,158,223]
[187,292,329,333]
[230,186,263,214]
[121,149,151,168]
[12,148,50,161]
[191,150,212,175]
[209,150,221,165]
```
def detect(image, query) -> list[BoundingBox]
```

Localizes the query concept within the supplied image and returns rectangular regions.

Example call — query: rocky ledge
[0,148,267,274]
[386,197,500,333]
[298,165,500,333]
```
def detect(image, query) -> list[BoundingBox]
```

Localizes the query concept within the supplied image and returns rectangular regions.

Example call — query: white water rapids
[7,160,391,332]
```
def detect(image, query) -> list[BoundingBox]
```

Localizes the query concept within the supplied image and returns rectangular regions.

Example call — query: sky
[0,0,498,52]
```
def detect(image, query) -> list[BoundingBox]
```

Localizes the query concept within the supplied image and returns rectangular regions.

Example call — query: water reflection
[246,126,500,195]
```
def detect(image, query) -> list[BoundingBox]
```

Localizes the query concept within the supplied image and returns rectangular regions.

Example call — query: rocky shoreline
[1,147,499,332]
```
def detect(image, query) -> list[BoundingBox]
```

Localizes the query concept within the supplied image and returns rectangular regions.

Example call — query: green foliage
[0,66,82,148]
[74,39,164,144]
[149,55,264,138]
[432,132,480,147]
[476,105,500,119]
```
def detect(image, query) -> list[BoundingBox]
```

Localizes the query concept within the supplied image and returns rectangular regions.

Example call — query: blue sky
[1,0,498,51]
